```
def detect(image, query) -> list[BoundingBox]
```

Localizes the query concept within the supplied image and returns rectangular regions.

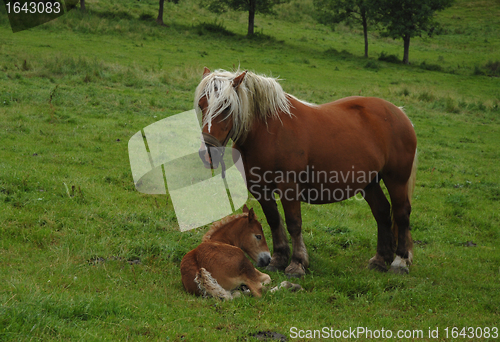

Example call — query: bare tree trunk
[80,0,86,13]
[362,14,368,58]
[247,0,256,36]
[403,35,410,64]
[157,0,165,26]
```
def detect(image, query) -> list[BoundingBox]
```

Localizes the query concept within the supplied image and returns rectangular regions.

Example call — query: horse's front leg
[282,199,308,277]
[259,198,290,272]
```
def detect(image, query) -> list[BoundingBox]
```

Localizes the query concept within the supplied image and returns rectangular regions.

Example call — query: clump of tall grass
[364,60,380,71]
[273,0,316,23]
[445,97,460,113]
[419,61,443,72]
[418,91,436,102]
[472,61,500,76]
[195,19,234,36]
[378,52,400,64]
[484,60,500,76]
[41,56,108,77]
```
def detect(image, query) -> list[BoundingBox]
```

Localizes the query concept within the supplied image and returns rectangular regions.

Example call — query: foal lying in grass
[181,205,272,300]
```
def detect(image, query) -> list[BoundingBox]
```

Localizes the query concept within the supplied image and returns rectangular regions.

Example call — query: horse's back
[313,96,416,157]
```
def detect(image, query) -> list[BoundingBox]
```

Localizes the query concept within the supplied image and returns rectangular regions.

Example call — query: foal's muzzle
[257,252,271,267]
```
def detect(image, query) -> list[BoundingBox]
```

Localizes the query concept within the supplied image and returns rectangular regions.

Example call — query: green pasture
[0,0,499,340]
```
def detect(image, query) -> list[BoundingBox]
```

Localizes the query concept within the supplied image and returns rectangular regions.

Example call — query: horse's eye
[255,234,262,240]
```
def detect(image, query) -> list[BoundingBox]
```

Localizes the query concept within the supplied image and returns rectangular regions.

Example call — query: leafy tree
[374,0,454,64]
[314,0,378,58]
[204,0,275,36]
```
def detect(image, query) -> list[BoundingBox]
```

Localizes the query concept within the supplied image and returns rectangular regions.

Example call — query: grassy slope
[0,0,499,340]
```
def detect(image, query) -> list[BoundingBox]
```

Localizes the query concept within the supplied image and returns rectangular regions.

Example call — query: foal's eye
[255,235,262,240]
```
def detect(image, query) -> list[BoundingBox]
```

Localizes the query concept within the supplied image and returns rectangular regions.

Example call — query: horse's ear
[248,208,255,221]
[232,71,247,89]
[203,67,211,78]
[242,204,249,213]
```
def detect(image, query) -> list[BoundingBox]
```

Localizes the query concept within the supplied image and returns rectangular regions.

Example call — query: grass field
[1,0,499,340]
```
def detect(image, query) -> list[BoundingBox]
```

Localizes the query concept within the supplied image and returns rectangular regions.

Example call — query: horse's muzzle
[199,146,225,169]
[257,252,271,267]
[198,148,213,168]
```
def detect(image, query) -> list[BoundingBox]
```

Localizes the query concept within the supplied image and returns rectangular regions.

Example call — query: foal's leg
[259,198,290,271]
[239,267,271,298]
[363,181,395,272]
[256,269,271,285]
[384,179,414,274]
[282,199,308,277]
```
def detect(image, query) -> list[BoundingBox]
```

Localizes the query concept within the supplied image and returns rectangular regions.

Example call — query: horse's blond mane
[202,213,248,242]
[194,69,293,142]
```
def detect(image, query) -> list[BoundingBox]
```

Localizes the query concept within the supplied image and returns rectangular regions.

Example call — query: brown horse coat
[181,206,271,299]
[196,69,417,277]
[181,242,270,298]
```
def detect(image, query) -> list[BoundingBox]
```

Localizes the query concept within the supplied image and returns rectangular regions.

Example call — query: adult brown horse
[195,68,417,277]
[181,205,271,299]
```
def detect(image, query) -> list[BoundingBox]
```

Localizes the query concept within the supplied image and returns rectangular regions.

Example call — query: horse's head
[239,205,271,267]
[196,67,246,169]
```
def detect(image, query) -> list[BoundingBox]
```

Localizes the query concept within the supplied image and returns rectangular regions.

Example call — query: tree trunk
[362,13,368,58]
[247,0,256,36]
[403,35,410,64]
[156,0,165,26]
[80,0,86,13]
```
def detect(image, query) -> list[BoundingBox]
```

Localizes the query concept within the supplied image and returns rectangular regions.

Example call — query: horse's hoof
[389,255,410,274]
[368,261,388,272]
[280,281,303,292]
[389,266,409,275]
[266,259,287,272]
[285,263,305,278]
[266,264,285,272]
[368,255,388,272]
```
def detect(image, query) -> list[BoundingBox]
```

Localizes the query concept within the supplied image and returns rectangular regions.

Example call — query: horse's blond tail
[194,268,233,300]
[390,150,417,248]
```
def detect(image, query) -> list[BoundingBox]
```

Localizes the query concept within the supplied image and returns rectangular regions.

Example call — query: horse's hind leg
[282,199,308,277]
[384,179,414,274]
[259,198,290,272]
[364,180,395,272]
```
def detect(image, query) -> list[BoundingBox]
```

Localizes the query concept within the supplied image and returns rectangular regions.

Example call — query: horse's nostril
[257,253,271,267]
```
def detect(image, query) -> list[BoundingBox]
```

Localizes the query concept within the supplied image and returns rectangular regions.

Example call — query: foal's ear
[242,204,249,213]
[232,71,247,89]
[248,208,255,221]
[203,67,211,78]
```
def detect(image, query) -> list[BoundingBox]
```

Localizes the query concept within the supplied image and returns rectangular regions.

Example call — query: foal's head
[203,205,271,267]
[238,205,271,267]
